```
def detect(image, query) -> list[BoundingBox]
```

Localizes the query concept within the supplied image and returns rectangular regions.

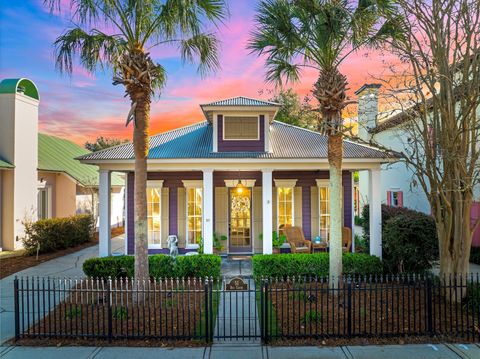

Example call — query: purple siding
[217,114,265,152]
[302,186,311,239]
[342,171,353,230]
[169,187,178,236]
[126,170,353,254]
[213,171,262,187]
[127,172,134,254]
[126,171,202,255]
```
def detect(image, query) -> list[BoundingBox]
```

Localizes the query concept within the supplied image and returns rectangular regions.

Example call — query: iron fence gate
[208,276,264,341]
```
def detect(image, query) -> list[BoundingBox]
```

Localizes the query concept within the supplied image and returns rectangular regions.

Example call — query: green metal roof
[0,158,14,169]
[38,133,123,186]
[0,78,40,100]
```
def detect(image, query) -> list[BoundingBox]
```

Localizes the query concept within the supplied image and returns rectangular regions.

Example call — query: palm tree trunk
[328,132,343,289]
[133,93,150,283]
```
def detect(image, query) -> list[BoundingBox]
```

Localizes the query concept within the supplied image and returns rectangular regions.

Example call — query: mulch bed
[265,281,479,342]
[0,227,124,279]
[14,278,207,346]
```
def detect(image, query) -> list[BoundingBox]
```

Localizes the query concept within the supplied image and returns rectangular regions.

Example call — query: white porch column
[262,169,273,254]
[351,171,355,253]
[203,169,214,254]
[368,168,382,258]
[123,173,129,255]
[99,169,112,257]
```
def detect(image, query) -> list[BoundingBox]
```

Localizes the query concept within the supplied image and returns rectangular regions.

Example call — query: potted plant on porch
[213,232,227,254]
[259,231,286,254]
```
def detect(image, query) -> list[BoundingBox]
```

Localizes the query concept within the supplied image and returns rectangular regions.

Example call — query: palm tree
[249,0,402,287]
[46,0,227,282]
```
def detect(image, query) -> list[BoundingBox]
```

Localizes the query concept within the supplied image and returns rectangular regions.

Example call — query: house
[79,96,392,257]
[356,83,480,246]
[0,78,125,251]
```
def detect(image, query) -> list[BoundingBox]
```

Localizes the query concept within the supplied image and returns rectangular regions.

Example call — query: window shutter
[386,191,392,206]
[397,191,404,207]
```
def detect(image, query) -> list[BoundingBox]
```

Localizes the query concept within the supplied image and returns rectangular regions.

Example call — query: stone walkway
[213,257,259,344]
[0,236,125,344]
[1,343,479,359]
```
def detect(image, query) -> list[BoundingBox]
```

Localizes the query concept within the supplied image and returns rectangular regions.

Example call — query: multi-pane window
[147,187,162,248]
[37,187,51,220]
[318,185,330,241]
[223,116,259,140]
[277,187,294,230]
[187,188,203,246]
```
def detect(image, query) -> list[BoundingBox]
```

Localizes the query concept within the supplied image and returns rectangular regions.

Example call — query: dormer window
[223,116,259,141]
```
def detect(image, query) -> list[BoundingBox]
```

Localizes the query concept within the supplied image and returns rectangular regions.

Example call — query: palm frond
[180,33,221,77]
[54,27,124,74]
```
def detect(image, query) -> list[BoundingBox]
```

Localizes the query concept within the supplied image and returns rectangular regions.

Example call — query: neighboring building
[0,78,125,251]
[356,83,480,246]
[79,96,392,257]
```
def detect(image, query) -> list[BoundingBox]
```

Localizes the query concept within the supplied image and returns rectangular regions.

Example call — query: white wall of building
[357,85,479,215]
[0,87,39,250]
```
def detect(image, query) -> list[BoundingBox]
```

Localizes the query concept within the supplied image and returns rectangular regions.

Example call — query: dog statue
[167,235,179,259]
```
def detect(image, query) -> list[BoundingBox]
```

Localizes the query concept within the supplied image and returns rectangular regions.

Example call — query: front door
[228,187,252,253]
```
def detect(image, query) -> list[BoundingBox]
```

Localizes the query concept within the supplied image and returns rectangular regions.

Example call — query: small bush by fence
[260,274,480,343]
[82,254,221,279]
[252,253,383,279]
[23,215,94,255]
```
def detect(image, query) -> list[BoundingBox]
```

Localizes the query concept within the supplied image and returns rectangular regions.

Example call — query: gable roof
[78,121,389,161]
[200,96,279,107]
[38,133,123,186]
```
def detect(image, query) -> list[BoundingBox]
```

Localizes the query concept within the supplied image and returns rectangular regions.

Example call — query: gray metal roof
[200,96,280,107]
[79,121,389,161]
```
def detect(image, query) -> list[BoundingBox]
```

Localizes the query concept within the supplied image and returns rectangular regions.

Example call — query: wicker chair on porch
[342,226,352,252]
[284,226,312,253]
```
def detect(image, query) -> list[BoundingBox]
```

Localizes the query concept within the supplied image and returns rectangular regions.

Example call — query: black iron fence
[13,274,480,343]
[14,277,211,341]
[259,274,480,343]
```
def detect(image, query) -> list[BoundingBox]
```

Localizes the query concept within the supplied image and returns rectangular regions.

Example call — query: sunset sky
[0,0,399,145]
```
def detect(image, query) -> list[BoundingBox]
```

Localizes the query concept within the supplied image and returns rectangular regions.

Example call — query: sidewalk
[0,236,125,344]
[1,343,479,359]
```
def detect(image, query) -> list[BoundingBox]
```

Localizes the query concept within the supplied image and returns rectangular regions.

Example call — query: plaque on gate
[225,277,248,291]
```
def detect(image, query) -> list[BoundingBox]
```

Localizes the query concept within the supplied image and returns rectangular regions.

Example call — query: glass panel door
[229,187,252,253]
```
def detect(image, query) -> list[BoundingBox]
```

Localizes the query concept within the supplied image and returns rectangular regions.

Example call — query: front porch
[97,168,383,257]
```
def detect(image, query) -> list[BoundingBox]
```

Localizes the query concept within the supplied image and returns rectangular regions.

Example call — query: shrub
[470,247,480,265]
[83,254,221,279]
[23,214,94,255]
[252,253,382,279]
[361,204,414,248]
[382,212,438,274]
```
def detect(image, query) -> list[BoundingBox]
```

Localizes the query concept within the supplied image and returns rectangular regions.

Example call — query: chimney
[355,84,381,141]
[0,78,40,250]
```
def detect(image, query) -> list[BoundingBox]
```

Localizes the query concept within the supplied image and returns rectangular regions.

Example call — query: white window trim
[276,186,295,230]
[182,180,203,188]
[186,186,202,249]
[147,180,164,188]
[316,179,330,242]
[37,185,52,219]
[222,115,260,141]
[224,179,256,187]
[274,179,298,188]
[146,181,163,249]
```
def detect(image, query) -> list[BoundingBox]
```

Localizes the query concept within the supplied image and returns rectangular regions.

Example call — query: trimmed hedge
[83,254,221,279]
[23,214,94,255]
[252,253,383,279]
[383,212,438,273]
